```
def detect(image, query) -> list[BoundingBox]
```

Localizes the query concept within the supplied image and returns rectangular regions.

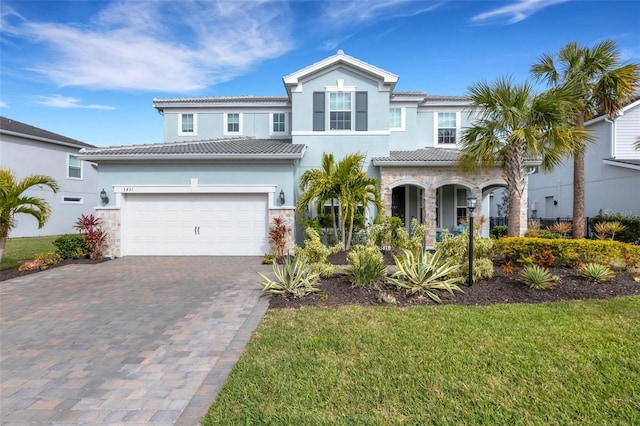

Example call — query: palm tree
[335,153,382,250]
[297,153,340,242]
[0,168,60,263]
[531,39,640,238]
[459,77,586,237]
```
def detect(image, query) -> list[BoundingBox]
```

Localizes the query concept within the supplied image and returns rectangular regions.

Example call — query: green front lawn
[0,235,60,270]
[204,297,640,425]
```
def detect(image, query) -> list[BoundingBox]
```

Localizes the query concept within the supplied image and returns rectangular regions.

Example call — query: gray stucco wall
[1,135,98,238]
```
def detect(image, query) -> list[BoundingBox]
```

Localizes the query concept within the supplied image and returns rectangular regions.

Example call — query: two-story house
[527,97,640,223]
[80,51,521,257]
[0,116,97,238]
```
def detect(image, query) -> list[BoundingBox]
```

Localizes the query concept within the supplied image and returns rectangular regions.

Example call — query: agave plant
[520,265,559,290]
[258,256,320,298]
[387,248,464,303]
[579,263,615,283]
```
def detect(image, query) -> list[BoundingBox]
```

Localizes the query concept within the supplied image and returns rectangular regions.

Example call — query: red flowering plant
[74,214,108,259]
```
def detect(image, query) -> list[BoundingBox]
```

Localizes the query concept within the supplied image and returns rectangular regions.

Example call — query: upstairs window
[437,112,457,144]
[389,107,405,131]
[68,155,82,179]
[329,92,352,130]
[272,113,286,133]
[224,113,243,135]
[179,113,197,136]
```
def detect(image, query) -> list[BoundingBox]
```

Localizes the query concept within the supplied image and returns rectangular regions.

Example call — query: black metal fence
[489,217,592,239]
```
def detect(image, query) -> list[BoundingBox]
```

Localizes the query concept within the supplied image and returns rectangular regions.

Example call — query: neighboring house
[527,98,640,223]
[0,116,98,237]
[80,50,528,257]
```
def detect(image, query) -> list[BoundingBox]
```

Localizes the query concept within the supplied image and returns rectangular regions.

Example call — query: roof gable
[282,50,399,97]
[0,116,94,149]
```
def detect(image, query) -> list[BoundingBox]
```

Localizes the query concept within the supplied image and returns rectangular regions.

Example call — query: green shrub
[579,263,615,283]
[34,251,61,266]
[53,234,89,259]
[367,216,407,252]
[520,265,559,290]
[294,228,342,278]
[345,245,387,287]
[436,233,494,282]
[490,225,508,239]
[493,237,640,268]
[387,248,464,303]
[258,256,320,298]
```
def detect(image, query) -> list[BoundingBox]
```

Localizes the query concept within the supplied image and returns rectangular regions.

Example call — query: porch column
[424,185,437,247]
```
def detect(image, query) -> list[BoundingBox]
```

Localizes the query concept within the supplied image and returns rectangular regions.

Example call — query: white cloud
[0,100,9,108]
[12,0,294,92]
[34,95,116,110]
[320,0,443,29]
[472,0,568,25]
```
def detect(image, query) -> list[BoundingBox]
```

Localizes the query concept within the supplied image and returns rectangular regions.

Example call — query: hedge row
[492,237,640,268]
[590,213,640,244]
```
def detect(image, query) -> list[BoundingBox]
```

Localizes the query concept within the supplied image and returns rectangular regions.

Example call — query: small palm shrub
[520,265,559,290]
[548,221,571,238]
[436,233,494,283]
[387,248,464,303]
[579,263,615,283]
[345,245,387,287]
[368,216,407,252]
[258,256,320,298]
[295,228,342,278]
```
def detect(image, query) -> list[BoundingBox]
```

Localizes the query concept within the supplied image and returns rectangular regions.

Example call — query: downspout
[604,116,615,158]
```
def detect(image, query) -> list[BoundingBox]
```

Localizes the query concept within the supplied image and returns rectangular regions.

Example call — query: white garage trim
[116,182,276,256]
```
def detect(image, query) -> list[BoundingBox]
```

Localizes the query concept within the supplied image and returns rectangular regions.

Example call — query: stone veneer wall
[95,207,121,258]
[268,207,296,255]
[379,166,518,246]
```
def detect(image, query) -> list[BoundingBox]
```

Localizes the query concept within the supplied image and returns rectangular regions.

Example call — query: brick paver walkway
[0,257,270,425]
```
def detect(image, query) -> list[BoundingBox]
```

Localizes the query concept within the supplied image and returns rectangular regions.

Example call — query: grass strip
[204,297,640,425]
[1,235,59,270]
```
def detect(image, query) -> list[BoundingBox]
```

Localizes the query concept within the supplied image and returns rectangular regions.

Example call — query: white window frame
[270,112,288,135]
[434,111,461,147]
[178,113,197,136]
[224,112,243,136]
[328,92,353,131]
[389,107,405,131]
[324,80,357,133]
[62,196,84,204]
[67,154,82,180]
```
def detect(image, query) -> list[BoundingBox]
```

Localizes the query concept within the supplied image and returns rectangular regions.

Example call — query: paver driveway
[0,256,271,425]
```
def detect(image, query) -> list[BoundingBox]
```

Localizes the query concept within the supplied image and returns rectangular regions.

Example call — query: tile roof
[391,91,427,98]
[372,147,461,164]
[422,95,471,103]
[79,138,305,160]
[0,116,94,148]
[152,96,289,105]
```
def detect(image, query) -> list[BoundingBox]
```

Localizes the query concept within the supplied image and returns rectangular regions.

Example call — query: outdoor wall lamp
[100,188,109,206]
[467,192,477,286]
[279,189,286,205]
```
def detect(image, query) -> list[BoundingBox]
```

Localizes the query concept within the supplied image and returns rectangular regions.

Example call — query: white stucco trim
[602,159,640,170]
[178,113,198,136]
[292,130,390,136]
[389,107,406,132]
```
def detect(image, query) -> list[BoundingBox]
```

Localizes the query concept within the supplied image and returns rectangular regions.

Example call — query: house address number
[123,187,135,192]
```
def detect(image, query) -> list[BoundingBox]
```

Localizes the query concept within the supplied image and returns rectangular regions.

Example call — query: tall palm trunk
[330,200,338,243]
[572,114,586,239]
[0,230,8,264]
[505,142,526,237]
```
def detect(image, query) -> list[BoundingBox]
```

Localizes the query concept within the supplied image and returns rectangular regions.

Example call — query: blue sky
[1,0,639,147]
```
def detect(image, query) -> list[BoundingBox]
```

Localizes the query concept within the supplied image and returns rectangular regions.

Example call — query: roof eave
[372,160,457,167]
[0,129,93,149]
[78,153,304,162]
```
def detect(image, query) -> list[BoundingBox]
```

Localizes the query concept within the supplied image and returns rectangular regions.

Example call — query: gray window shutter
[355,91,367,131]
[313,92,325,131]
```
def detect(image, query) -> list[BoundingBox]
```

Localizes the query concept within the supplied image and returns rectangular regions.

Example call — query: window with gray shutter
[313,92,325,131]
[355,91,367,131]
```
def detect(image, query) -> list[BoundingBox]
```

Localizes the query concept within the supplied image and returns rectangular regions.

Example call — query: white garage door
[123,193,268,255]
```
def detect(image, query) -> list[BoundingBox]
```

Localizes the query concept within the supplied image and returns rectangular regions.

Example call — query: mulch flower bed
[0,258,110,282]
[268,250,640,309]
